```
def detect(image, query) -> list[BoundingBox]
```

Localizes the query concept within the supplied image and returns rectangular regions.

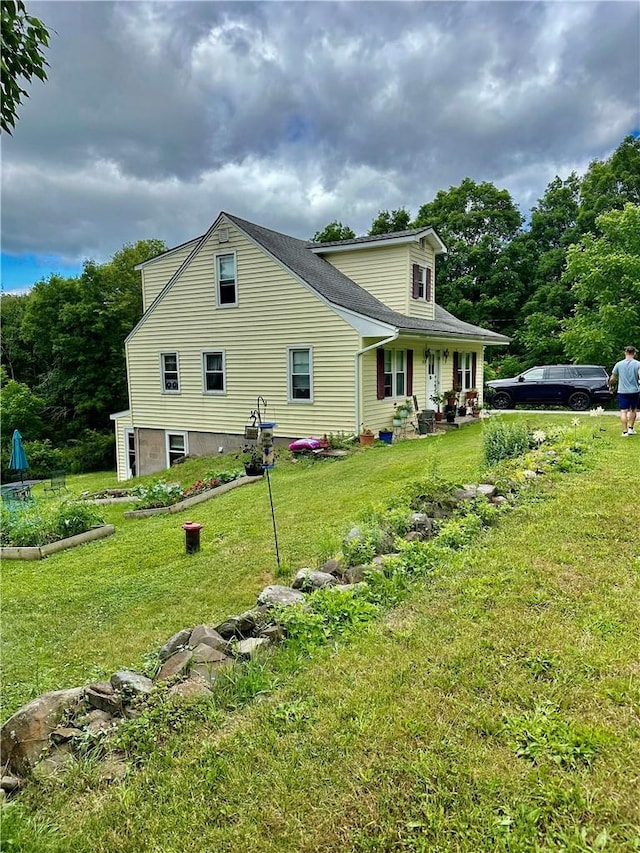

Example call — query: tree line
[1,136,638,472]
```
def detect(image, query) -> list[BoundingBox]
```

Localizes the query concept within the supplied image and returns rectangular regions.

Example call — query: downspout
[354,332,399,434]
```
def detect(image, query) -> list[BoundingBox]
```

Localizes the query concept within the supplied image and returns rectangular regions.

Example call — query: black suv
[486,365,611,411]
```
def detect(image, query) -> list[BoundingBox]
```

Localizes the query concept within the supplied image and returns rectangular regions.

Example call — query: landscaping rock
[215,608,267,639]
[491,495,508,506]
[191,643,228,665]
[159,628,192,662]
[376,531,397,554]
[256,585,306,608]
[189,625,229,652]
[76,708,112,729]
[111,670,153,699]
[32,743,75,781]
[477,484,497,498]
[410,512,433,533]
[51,726,82,744]
[155,650,193,682]
[235,637,271,661]
[168,678,212,701]
[258,625,284,643]
[191,659,233,685]
[318,558,342,575]
[292,569,337,591]
[343,564,369,584]
[86,682,122,715]
[454,486,478,502]
[404,530,426,542]
[344,526,363,543]
[1,775,22,794]
[0,687,84,776]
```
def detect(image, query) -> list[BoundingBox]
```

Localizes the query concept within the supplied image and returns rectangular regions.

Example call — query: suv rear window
[573,366,608,378]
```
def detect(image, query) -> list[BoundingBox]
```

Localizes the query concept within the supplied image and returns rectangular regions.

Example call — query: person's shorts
[618,392,639,409]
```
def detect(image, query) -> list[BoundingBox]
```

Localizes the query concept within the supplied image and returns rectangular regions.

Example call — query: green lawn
[2,416,639,851]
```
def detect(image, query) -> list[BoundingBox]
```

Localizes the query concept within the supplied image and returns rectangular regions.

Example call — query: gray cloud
[2,1,638,263]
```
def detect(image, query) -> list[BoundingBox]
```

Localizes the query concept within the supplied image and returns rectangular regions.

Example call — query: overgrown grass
[3,415,638,851]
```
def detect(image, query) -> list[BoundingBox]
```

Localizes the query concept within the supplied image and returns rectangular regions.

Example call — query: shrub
[134,481,184,509]
[341,524,382,567]
[61,430,116,474]
[50,501,104,539]
[482,417,531,467]
[18,439,65,479]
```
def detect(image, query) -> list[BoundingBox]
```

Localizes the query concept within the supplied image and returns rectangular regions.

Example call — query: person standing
[610,346,640,436]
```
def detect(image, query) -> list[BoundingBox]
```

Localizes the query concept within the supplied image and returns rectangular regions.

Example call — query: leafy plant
[133,480,184,509]
[482,416,531,466]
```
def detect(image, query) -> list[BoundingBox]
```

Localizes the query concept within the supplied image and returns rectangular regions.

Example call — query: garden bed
[123,475,263,518]
[1,525,115,561]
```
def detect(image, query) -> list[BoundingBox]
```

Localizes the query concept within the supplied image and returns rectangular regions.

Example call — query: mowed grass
[1,427,481,721]
[3,415,639,851]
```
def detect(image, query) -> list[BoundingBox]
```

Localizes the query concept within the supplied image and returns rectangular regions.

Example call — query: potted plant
[238,444,263,476]
[444,389,458,407]
[359,427,375,446]
[378,426,394,444]
[465,388,478,405]
[430,392,446,421]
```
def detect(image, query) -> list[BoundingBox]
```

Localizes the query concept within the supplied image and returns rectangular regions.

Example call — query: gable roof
[309,226,447,255]
[128,212,509,346]
[225,213,509,345]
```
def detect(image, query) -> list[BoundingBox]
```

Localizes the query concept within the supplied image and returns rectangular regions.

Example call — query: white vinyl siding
[202,350,225,394]
[126,220,360,437]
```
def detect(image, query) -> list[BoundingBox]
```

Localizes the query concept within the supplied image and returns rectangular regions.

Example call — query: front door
[426,350,441,409]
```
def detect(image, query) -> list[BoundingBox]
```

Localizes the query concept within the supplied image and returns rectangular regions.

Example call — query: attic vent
[218,228,229,243]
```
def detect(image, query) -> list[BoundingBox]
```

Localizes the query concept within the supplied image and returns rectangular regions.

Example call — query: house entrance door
[125,428,136,479]
[426,350,440,409]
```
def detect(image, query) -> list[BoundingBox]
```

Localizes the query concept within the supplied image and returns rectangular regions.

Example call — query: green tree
[413,178,524,336]
[578,135,640,235]
[368,208,411,235]
[1,0,51,133]
[311,221,356,243]
[20,239,166,436]
[0,292,35,383]
[0,377,45,444]
[561,204,640,365]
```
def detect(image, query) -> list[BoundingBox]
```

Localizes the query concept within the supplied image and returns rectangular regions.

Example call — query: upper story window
[377,348,414,399]
[161,352,180,392]
[288,346,313,402]
[411,264,432,301]
[216,252,237,307]
[203,351,225,393]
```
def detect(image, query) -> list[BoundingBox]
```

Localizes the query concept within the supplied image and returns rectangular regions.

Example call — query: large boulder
[189,625,229,653]
[1,687,84,776]
[215,608,269,639]
[155,650,193,682]
[111,670,153,699]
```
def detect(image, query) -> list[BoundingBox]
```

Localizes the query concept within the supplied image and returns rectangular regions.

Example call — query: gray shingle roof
[225,213,510,345]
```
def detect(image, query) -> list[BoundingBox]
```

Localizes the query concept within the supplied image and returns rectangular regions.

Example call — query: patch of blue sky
[1,253,83,294]
[286,114,314,144]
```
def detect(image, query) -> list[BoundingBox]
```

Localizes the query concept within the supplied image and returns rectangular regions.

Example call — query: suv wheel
[568,391,591,411]
[492,391,512,409]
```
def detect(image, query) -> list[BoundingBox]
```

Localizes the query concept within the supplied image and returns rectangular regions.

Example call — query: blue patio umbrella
[9,430,29,482]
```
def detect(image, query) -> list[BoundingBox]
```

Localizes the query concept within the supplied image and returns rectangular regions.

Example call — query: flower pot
[445,411,456,423]
[458,406,466,417]
[434,411,443,422]
[378,430,393,445]
[392,418,402,427]
[359,433,375,446]
[243,462,263,477]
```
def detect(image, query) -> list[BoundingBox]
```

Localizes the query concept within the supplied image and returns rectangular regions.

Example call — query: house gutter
[354,332,399,434]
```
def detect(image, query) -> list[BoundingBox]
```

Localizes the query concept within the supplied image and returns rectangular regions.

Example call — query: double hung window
[412,265,432,301]
[288,347,313,402]
[161,352,180,392]
[165,432,187,467]
[203,351,225,393]
[216,252,237,307]
[380,349,411,399]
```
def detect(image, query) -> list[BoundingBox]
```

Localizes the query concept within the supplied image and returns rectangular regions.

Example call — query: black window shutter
[426,268,432,301]
[412,264,419,299]
[472,351,477,387]
[376,348,386,400]
[406,349,414,396]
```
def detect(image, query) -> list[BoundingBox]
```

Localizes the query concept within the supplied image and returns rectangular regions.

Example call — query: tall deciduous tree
[311,221,356,242]
[578,135,640,235]
[413,178,524,336]
[561,204,640,366]
[1,0,50,133]
[368,208,411,235]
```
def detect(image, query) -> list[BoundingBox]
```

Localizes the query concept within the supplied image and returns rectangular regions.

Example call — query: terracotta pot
[359,433,375,446]
[434,412,444,422]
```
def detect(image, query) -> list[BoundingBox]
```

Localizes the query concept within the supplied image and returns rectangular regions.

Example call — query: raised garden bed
[1,525,115,561]
[124,475,263,518]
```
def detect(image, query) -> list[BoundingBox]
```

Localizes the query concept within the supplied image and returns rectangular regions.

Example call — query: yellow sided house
[112,212,509,479]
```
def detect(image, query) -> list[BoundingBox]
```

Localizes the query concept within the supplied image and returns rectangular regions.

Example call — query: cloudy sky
[2,0,638,291]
